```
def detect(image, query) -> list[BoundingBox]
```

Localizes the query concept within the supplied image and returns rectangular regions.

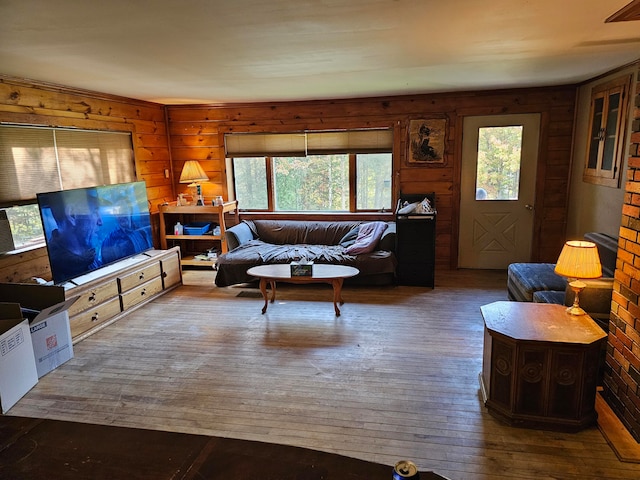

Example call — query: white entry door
[458,114,540,269]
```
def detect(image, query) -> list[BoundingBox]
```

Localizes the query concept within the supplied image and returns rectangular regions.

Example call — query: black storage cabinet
[395,193,437,287]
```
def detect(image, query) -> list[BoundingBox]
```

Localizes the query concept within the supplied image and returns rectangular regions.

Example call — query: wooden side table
[479,301,606,432]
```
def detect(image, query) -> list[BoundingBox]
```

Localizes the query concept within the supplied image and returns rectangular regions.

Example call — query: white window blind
[55,130,136,189]
[0,127,59,203]
[306,130,393,154]
[0,125,135,204]
[224,129,393,157]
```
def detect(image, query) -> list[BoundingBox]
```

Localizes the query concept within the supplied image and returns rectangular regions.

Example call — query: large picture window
[233,153,392,212]
[226,130,393,212]
[0,125,135,250]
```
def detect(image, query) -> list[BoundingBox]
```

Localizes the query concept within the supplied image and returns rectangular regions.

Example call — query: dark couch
[214,219,397,287]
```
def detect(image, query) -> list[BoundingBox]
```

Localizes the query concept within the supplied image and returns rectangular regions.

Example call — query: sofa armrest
[225,221,255,251]
[377,222,396,252]
[584,232,618,278]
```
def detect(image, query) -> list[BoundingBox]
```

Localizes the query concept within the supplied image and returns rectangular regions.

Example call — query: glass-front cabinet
[583,75,632,188]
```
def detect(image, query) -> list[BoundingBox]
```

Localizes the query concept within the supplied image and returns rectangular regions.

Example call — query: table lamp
[554,240,602,315]
[179,160,209,205]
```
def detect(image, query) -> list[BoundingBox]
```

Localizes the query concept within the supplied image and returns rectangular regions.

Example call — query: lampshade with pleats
[554,240,602,279]
[179,160,209,185]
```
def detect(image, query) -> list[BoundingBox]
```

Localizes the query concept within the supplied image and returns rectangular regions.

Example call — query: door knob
[525,204,534,211]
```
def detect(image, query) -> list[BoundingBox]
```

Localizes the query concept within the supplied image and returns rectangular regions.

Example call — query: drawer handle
[139,272,145,280]
[140,288,146,297]
[91,313,99,322]
[89,292,96,302]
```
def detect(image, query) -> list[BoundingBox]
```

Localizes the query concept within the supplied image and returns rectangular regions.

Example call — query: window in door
[475,125,524,201]
[583,75,631,188]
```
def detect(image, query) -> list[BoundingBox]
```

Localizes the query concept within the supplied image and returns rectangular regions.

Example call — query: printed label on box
[30,321,48,333]
[1,329,24,356]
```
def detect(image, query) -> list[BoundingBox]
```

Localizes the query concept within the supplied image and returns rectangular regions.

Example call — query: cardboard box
[29,297,78,378]
[0,283,77,378]
[0,283,66,312]
[0,303,38,413]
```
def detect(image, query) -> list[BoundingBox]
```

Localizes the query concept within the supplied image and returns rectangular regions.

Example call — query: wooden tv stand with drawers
[63,247,182,343]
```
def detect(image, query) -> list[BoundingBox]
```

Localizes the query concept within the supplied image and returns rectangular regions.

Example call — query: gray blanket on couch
[258,242,351,264]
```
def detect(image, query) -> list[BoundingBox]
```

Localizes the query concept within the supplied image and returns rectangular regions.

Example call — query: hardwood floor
[8,269,640,480]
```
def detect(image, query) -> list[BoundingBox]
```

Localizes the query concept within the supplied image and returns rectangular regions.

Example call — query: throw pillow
[345,221,388,255]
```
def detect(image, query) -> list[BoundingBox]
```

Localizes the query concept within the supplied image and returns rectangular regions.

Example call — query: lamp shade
[179,160,209,184]
[554,240,602,279]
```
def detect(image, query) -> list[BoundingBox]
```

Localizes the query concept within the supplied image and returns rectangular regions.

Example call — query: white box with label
[0,303,38,413]
[29,297,78,378]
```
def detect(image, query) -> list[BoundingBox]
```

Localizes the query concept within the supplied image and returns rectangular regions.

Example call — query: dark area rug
[0,415,447,479]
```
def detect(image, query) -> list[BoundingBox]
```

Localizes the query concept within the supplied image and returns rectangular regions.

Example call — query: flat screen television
[37,181,153,285]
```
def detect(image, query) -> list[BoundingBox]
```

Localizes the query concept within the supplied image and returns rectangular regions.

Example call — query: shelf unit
[395,193,437,287]
[158,200,239,267]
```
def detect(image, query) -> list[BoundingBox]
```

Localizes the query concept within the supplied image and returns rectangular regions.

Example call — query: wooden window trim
[348,154,357,212]
[265,156,275,211]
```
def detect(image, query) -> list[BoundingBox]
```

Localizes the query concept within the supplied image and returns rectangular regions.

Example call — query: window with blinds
[0,125,135,251]
[226,129,393,212]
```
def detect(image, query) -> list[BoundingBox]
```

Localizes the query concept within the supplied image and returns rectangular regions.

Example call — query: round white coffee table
[246,264,359,316]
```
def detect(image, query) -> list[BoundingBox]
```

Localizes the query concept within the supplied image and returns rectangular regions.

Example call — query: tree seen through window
[233,153,392,212]
[475,126,523,201]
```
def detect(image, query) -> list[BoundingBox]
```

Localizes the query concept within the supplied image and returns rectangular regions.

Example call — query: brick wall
[604,65,640,442]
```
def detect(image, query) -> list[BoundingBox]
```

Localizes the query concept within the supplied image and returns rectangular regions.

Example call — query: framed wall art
[408,118,447,165]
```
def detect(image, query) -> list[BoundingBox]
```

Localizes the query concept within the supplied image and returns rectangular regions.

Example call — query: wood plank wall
[0,75,173,282]
[0,75,576,280]
[166,86,577,268]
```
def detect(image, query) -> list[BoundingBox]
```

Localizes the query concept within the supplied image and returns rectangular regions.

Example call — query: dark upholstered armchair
[507,232,617,329]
